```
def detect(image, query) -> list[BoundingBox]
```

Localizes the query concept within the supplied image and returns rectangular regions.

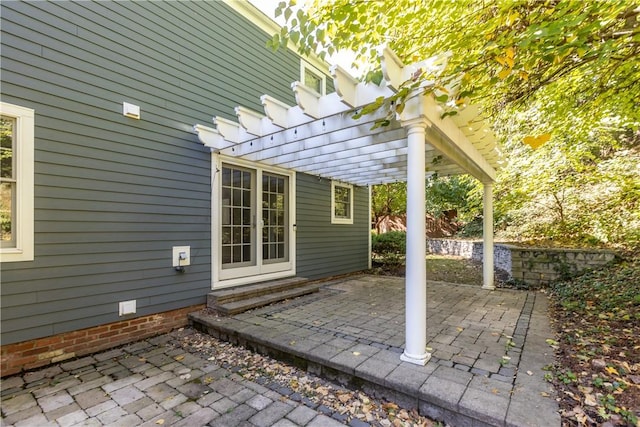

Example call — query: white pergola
[195,46,502,366]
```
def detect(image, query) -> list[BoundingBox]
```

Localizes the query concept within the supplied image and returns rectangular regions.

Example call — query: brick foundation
[0,304,204,377]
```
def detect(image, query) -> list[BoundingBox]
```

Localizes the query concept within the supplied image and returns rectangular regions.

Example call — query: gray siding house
[0,0,369,375]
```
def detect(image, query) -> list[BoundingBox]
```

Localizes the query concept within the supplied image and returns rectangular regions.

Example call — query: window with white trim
[301,60,326,95]
[331,181,353,224]
[0,102,34,262]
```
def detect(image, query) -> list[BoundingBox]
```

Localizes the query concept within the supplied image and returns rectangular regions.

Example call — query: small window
[301,61,326,95]
[331,181,353,224]
[0,102,35,262]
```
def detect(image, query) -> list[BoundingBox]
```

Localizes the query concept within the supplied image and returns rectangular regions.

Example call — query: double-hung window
[1,102,35,262]
[331,181,353,224]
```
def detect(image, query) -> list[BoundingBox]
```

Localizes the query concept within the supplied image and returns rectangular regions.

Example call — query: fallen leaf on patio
[456,327,464,332]
[491,388,499,394]
[174,355,185,361]
[353,351,361,356]
[139,358,146,362]
[583,393,598,406]
[383,402,399,411]
[316,386,330,396]
[605,366,619,376]
[337,392,351,403]
[155,419,165,425]
[527,370,533,376]
[540,392,550,397]
[203,377,213,384]
[180,374,191,380]
[289,341,296,346]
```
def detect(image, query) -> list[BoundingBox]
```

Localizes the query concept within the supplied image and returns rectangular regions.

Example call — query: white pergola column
[482,181,495,290]
[400,118,431,366]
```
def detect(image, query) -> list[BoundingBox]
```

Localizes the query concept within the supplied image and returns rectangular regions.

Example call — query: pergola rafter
[194,46,503,366]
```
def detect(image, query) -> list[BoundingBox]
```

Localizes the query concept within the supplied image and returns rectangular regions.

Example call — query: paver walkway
[191,275,561,426]
[0,332,348,427]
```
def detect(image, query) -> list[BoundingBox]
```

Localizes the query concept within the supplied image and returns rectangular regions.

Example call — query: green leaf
[434,94,449,103]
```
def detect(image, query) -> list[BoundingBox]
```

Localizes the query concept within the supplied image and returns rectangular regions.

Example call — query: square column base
[400,351,432,366]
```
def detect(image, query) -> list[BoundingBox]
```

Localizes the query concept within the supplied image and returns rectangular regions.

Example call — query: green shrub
[372,231,406,255]
[371,231,406,266]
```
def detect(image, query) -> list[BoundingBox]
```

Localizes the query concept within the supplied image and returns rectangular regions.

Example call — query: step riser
[207,277,314,315]
[217,287,319,315]
[208,278,309,305]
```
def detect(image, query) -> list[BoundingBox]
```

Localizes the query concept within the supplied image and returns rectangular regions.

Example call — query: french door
[215,158,295,287]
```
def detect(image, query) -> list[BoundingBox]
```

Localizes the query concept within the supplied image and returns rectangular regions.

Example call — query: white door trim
[211,154,296,289]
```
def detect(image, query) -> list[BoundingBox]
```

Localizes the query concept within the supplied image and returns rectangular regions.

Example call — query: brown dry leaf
[337,392,351,403]
[174,355,185,361]
[155,420,165,425]
[383,402,399,411]
[138,357,147,362]
[583,393,598,406]
[316,386,330,396]
[398,409,410,419]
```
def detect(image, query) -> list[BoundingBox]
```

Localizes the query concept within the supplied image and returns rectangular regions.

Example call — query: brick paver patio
[191,275,560,426]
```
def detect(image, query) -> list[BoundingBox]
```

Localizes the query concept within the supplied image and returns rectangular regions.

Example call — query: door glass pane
[221,165,255,268]
[262,172,288,263]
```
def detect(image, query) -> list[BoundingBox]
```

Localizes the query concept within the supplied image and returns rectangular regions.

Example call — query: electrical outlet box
[172,246,190,267]
[119,300,136,316]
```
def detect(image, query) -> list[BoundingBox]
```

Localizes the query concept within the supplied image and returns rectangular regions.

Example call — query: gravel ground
[173,327,437,427]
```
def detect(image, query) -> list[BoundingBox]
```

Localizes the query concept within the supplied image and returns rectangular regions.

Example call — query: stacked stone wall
[509,248,617,286]
[427,239,617,286]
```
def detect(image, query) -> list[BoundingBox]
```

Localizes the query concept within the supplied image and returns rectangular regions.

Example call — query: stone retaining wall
[509,247,617,286]
[427,239,617,286]
[427,239,512,273]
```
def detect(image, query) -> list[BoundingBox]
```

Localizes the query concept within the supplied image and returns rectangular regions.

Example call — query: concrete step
[207,277,317,315]
[214,283,320,315]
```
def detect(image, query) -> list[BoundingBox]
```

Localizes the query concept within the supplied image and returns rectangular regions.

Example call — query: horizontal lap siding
[296,174,369,279]
[0,1,300,344]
